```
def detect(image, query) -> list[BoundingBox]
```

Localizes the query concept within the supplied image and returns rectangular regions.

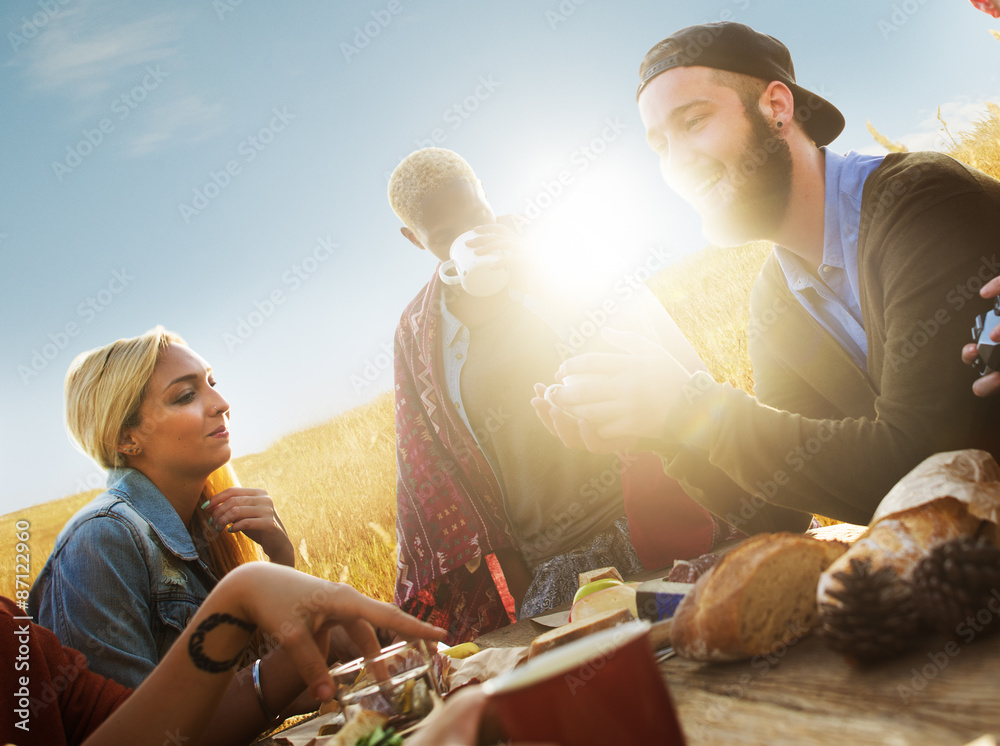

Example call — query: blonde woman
[28,326,295,689]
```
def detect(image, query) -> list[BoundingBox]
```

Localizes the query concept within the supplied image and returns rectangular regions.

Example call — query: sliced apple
[572,578,624,605]
[570,583,638,623]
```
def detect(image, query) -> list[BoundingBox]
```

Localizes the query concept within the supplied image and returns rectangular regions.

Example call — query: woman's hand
[84,563,446,746]
[323,623,400,665]
[229,564,445,702]
[204,487,295,566]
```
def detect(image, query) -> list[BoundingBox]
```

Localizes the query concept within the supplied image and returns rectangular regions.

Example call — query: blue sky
[2,0,998,515]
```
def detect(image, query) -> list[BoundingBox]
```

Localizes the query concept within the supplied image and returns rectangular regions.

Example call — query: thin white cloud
[125,95,226,157]
[10,0,226,157]
[18,2,182,99]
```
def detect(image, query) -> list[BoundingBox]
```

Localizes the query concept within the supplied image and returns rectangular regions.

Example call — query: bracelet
[252,658,277,722]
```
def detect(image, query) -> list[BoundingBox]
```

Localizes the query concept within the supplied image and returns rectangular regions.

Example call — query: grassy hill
[3,103,998,605]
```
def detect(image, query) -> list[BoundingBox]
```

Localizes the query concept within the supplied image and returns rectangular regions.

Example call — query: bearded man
[536,22,1000,527]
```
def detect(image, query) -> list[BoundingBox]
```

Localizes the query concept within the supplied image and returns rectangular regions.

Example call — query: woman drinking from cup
[29,326,295,688]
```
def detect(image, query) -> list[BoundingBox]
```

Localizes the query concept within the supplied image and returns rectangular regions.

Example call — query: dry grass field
[3,103,999,606]
[648,240,773,394]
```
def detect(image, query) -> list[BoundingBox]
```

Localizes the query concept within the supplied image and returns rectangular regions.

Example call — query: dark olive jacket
[659,151,1000,533]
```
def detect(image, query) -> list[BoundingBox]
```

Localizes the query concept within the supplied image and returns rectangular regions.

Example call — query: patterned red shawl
[393,271,517,643]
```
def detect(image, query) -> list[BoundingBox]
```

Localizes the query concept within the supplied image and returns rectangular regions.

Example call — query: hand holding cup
[438,226,511,297]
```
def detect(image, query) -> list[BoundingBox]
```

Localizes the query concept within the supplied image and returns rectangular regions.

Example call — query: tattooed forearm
[187,612,258,673]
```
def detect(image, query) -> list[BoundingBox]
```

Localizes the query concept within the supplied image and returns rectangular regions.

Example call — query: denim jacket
[28,467,218,688]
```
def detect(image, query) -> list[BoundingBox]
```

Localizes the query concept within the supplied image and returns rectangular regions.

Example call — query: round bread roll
[671,532,847,661]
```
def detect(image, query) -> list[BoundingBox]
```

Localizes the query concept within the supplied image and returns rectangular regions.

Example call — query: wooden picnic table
[473,570,1000,746]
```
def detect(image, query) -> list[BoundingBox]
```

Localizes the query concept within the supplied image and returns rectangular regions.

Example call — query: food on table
[442,646,530,691]
[569,582,638,623]
[578,566,625,585]
[666,552,721,584]
[818,450,1000,662]
[671,532,847,661]
[572,578,624,604]
[351,723,404,746]
[324,709,387,744]
[818,498,977,661]
[806,522,868,544]
[331,641,444,729]
[636,580,694,623]
[912,535,1000,635]
[318,697,342,715]
[440,642,481,659]
[528,607,634,658]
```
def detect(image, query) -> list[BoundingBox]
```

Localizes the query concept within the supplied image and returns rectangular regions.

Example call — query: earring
[776,121,783,129]
[122,446,141,455]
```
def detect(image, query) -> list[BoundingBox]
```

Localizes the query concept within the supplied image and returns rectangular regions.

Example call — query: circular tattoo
[187,612,258,673]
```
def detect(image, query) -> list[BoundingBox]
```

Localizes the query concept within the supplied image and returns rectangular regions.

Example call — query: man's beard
[704,107,794,246]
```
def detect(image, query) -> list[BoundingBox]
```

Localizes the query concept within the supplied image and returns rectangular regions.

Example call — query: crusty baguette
[672,533,847,661]
[528,607,633,658]
[871,449,1000,526]
[815,451,1000,661]
[817,496,986,613]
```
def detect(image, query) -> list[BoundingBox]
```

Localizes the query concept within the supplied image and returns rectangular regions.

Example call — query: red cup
[481,620,686,745]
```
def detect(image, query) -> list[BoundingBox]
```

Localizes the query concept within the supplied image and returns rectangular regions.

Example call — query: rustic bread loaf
[817,496,985,607]
[671,533,847,661]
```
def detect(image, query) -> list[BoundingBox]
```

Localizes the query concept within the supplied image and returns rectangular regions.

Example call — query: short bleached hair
[65,326,266,587]
[388,148,479,230]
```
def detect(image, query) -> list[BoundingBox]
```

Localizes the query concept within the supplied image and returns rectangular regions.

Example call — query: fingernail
[316,683,334,702]
[226,526,235,533]
[208,516,216,528]
[200,500,210,510]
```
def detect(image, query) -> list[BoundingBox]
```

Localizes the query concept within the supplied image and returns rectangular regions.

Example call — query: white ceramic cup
[438,229,510,297]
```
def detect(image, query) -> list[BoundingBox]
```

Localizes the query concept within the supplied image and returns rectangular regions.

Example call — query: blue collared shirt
[439,299,475,434]
[28,467,218,688]
[775,148,885,371]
